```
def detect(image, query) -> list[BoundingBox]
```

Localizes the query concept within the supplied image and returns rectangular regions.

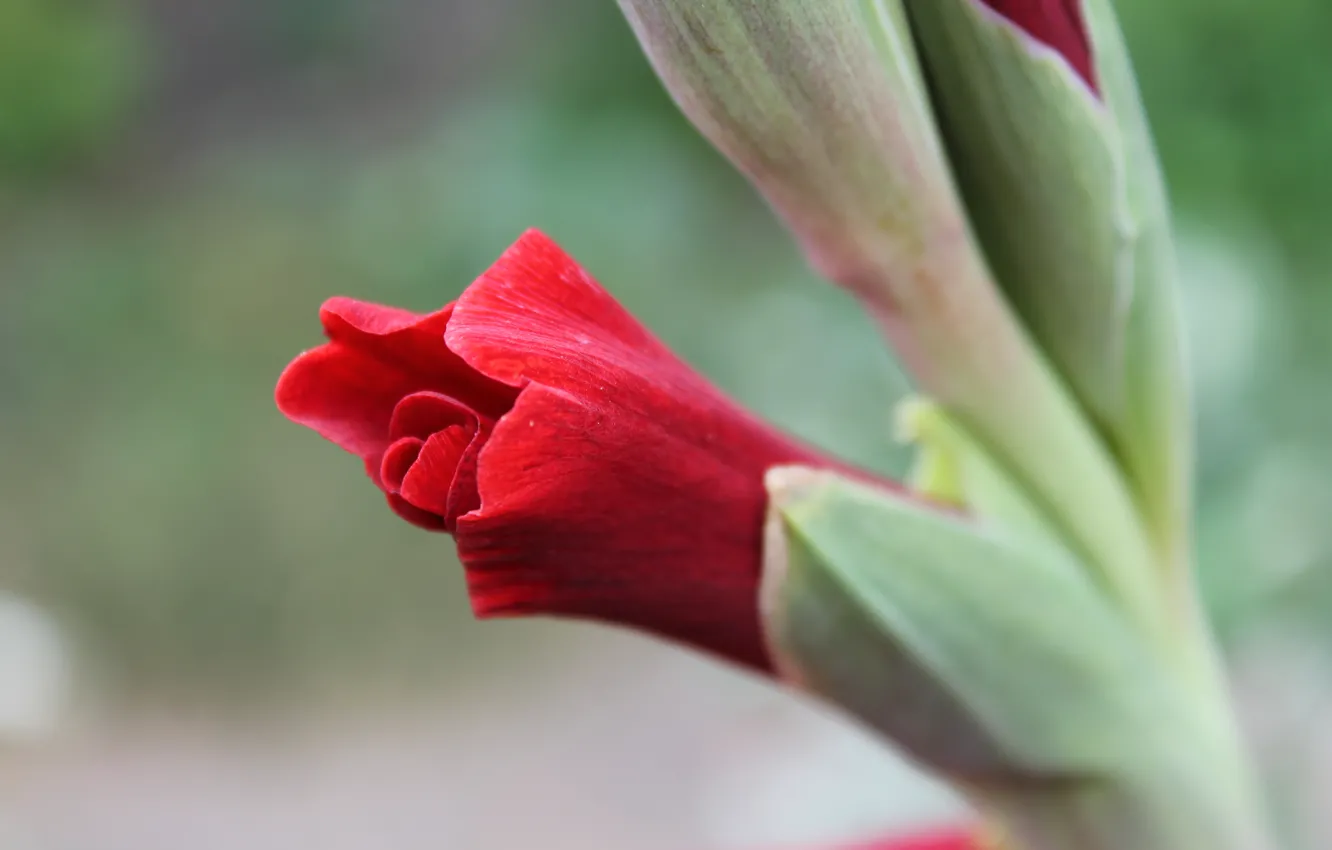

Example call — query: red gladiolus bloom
[276,230,890,674]
[978,0,1097,91]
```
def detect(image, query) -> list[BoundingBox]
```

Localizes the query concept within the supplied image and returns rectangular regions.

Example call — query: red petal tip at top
[977,0,1098,92]
[276,229,896,674]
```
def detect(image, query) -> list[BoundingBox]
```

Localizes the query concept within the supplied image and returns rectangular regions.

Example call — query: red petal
[380,437,425,493]
[445,424,488,528]
[387,493,449,531]
[276,341,425,460]
[321,298,518,420]
[275,298,517,463]
[446,229,683,394]
[388,391,478,442]
[839,828,978,850]
[400,426,472,519]
[273,300,456,460]
[978,0,1097,92]
[276,297,521,532]
[456,381,827,673]
[446,231,901,672]
[319,298,438,336]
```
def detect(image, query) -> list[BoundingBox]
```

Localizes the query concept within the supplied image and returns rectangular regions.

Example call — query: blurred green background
[0,1,1329,848]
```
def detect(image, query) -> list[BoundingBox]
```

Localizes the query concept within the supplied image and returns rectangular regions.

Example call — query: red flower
[782,827,980,850]
[837,827,979,850]
[978,0,1097,91]
[276,230,890,673]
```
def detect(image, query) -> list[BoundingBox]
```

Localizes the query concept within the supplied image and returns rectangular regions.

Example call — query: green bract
[764,468,1273,850]
[903,0,1192,570]
[762,467,1169,778]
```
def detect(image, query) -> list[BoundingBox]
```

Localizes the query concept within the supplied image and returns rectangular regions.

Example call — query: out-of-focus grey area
[0,1,1328,848]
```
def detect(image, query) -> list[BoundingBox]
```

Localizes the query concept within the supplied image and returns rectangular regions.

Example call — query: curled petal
[400,426,473,522]
[277,341,426,460]
[319,298,517,420]
[387,493,449,532]
[275,299,517,461]
[389,391,478,442]
[381,437,425,493]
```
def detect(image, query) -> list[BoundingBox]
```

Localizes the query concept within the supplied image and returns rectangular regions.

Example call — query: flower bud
[618,0,1163,632]
[616,0,947,299]
[904,0,1191,563]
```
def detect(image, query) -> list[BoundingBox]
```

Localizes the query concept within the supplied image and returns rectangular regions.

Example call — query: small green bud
[616,0,947,296]
[896,397,1061,546]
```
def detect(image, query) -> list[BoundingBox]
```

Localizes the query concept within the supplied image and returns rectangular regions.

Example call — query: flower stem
[977,618,1274,850]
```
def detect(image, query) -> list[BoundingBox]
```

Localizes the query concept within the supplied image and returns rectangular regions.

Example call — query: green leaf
[763,467,1174,779]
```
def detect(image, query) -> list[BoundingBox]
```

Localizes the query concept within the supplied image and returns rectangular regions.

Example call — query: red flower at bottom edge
[837,826,980,850]
[276,229,894,673]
